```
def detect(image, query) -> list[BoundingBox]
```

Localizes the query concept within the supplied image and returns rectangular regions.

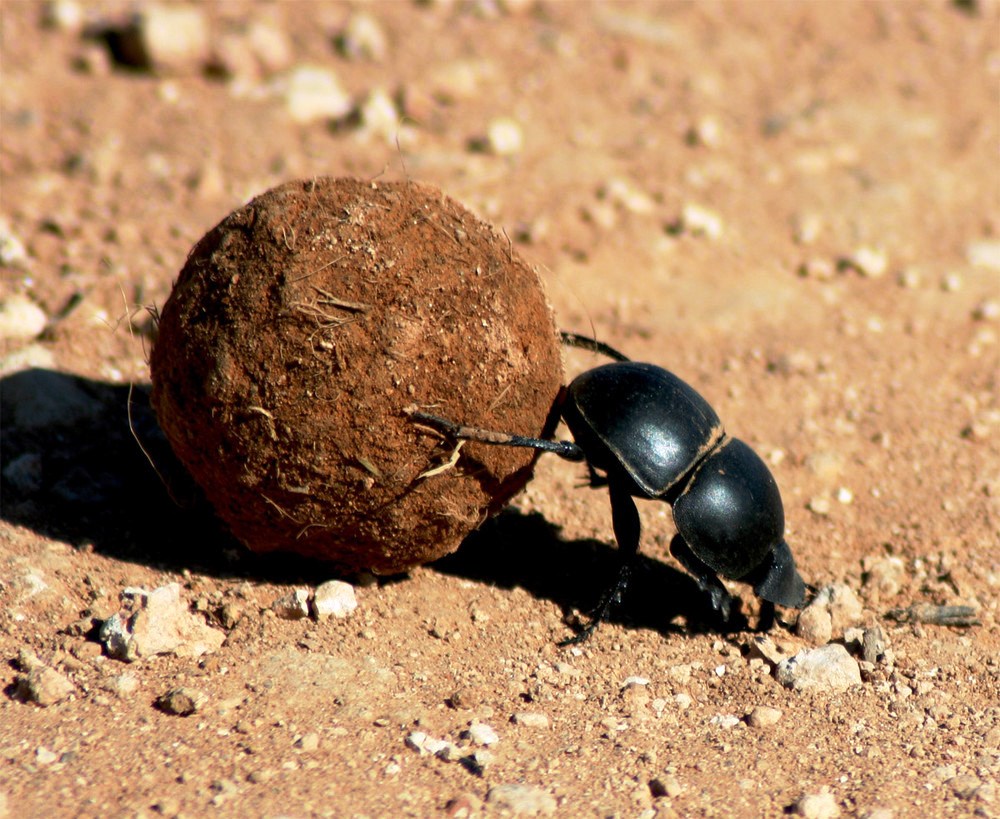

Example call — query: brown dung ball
[150,177,563,573]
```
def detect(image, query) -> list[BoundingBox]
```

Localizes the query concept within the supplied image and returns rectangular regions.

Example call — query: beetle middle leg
[559,480,640,645]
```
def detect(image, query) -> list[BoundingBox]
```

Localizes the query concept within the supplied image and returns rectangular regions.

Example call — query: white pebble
[486,117,524,156]
[776,644,862,692]
[511,711,550,728]
[0,295,47,341]
[0,219,29,268]
[358,88,401,145]
[467,722,499,746]
[339,12,387,61]
[282,66,353,124]
[311,580,357,619]
[966,239,1000,271]
[680,203,724,239]
[845,246,888,278]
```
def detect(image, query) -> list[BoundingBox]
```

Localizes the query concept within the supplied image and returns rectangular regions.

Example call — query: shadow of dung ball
[150,177,563,573]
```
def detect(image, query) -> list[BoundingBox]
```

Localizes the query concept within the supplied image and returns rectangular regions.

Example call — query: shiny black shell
[562,362,725,497]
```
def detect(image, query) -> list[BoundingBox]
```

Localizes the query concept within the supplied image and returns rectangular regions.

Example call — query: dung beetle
[411,332,806,643]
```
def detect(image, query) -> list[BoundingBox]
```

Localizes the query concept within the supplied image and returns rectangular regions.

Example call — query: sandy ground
[1,2,998,817]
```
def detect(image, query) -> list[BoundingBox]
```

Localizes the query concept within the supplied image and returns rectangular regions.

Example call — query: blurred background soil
[0,2,997,817]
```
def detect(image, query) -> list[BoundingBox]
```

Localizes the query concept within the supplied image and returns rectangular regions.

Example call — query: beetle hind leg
[669,534,738,626]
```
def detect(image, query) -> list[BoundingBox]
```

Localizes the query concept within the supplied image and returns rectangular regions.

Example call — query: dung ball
[150,177,562,573]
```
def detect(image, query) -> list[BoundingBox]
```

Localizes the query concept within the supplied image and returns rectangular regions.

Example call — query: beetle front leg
[668,534,737,626]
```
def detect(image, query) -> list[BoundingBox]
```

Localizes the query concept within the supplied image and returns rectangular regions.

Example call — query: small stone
[827,583,864,631]
[15,666,75,707]
[466,722,499,746]
[602,177,656,214]
[271,588,311,620]
[776,644,862,692]
[678,203,724,239]
[485,117,524,156]
[794,789,841,818]
[861,626,886,664]
[3,453,43,493]
[445,792,483,818]
[0,343,55,377]
[42,0,85,32]
[843,246,888,278]
[337,12,387,61]
[358,88,401,145]
[966,239,1000,270]
[156,686,207,716]
[949,774,982,800]
[710,714,741,730]
[748,635,786,666]
[101,673,140,697]
[799,258,836,280]
[295,732,320,752]
[0,219,29,268]
[1,368,103,429]
[807,495,831,516]
[311,580,357,619]
[281,66,353,124]
[862,556,905,599]
[0,295,47,341]
[486,783,557,815]
[746,706,782,728]
[110,4,211,74]
[511,711,550,728]
[100,583,226,660]
[35,746,59,766]
[796,602,833,644]
[973,299,1000,321]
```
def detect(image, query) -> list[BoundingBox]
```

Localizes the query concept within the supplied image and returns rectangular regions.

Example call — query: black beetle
[411,332,806,643]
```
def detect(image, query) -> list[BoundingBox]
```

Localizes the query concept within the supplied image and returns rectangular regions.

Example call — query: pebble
[358,88,401,145]
[156,686,207,716]
[511,711,550,728]
[794,789,841,818]
[0,343,56,377]
[710,714,741,730]
[966,239,1000,270]
[0,295,47,341]
[485,117,524,156]
[100,583,226,661]
[281,66,353,124]
[108,4,211,74]
[842,246,888,278]
[776,644,862,692]
[3,453,43,494]
[602,177,656,214]
[100,673,140,698]
[796,602,833,644]
[861,625,886,664]
[338,12,388,61]
[679,203,724,239]
[948,774,982,800]
[271,588,311,620]
[35,746,59,766]
[311,580,357,619]
[972,299,1000,321]
[485,783,557,816]
[1,368,103,429]
[42,0,85,32]
[862,555,906,599]
[0,219,29,268]
[746,705,782,728]
[15,665,75,707]
[295,732,320,752]
[466,722,499,746]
